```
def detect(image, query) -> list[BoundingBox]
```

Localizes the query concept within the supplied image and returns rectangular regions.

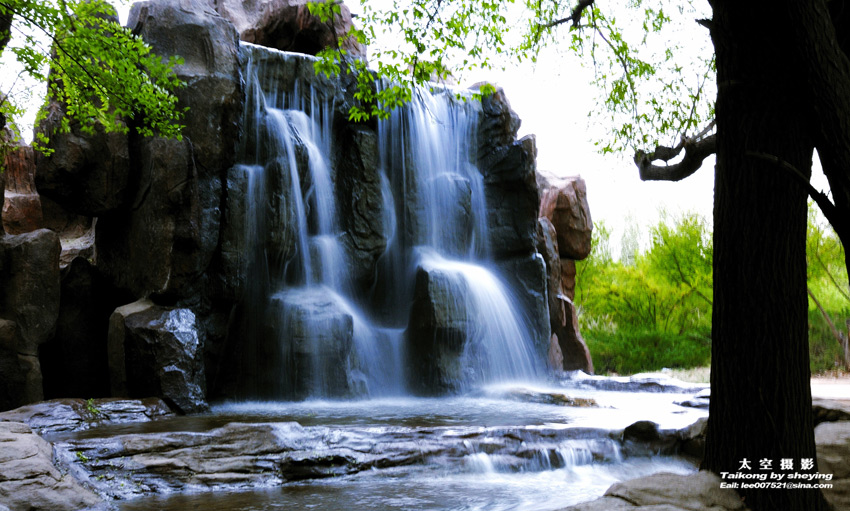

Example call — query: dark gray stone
[0,229,61,410]
[406,264,471,395]
[34,105,131,218]
[496,253,551,365]
[268,289,354,399]
[0,397,172,436]
[481,135,540,258]
[108,300,208,414]
[336,126,388,288]
[95,0,243,300]
[39,258,124,400]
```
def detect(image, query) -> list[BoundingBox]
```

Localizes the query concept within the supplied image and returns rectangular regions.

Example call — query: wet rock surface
[0,422,106,511]
[108,301,208,414]
[96,0,242,300]
[52,414,706,502]
[266,289,355,398]
[0,398,172,436]
[335,126,387,287]
[815,420,850,510]
[560,371,708,394]
[557,471,748,511]
[406,263,471,394]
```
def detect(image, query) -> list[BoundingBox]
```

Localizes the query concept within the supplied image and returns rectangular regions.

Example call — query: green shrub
[808,308,849,374]
[576,206,850,376]
[584,328,711,375]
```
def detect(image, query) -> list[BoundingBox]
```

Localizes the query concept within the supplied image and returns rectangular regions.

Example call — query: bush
[576,206,850,376]
[584,328,711,375]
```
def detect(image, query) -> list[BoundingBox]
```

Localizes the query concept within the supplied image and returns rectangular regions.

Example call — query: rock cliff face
[537,172,594,373]
[215,0,366,58]
[0,0,596,410]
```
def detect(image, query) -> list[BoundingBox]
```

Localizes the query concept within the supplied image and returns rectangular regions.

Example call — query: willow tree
[0,0,184,152]
[313,0,847,509]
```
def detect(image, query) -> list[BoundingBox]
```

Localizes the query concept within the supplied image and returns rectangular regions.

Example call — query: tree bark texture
[704,1,827,510]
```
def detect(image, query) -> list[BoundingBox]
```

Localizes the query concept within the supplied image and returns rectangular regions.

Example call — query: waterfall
[229,42,543,399]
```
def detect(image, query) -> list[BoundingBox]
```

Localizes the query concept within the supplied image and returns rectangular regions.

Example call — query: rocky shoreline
[0,384,847,511]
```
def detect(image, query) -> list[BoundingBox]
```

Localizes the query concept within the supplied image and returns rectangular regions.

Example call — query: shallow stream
[56,379,708,511]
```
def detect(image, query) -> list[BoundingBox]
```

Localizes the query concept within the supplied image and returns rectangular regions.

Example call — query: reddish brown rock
[4,144,36,194]
[539,175,593,260]
[2,193,43,234]
[560,258,576,301]
[3,144,44,234]
[548,333,564,371]
[557,300,594,373]
[215,0,366,58]
[535,217,593,373]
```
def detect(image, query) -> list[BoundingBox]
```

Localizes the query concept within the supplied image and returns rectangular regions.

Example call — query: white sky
[2,1,833,255]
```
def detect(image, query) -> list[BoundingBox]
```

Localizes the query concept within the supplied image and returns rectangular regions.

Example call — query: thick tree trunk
[704,2,828,510]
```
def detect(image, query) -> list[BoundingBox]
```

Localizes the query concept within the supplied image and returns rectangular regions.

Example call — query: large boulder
[0,229,61,410]
[107,300,208,414]
[0,422,105,511]
[3,144,43,234]
[33,103,131,219]
[267,288,354,398]
[406,263,471,395]
[215,0,366,58]
[96,0,243,300]
[95,137,205,298]
[535,217,593,373]
[336,126,388,288]
[816,420,850,510]
[539,174,593,260]
[481,135,540,257]
[496,253,551,365]
[476,87,539,258]
[559,471,747,511]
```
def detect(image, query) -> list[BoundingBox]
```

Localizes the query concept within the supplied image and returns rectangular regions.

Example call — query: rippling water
[63,383,706,511]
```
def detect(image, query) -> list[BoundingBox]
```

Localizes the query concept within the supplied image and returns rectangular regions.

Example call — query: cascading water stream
[233,42,544,399]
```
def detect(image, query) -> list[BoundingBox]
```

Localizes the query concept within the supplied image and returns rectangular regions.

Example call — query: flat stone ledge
[0,421,106,511]
[555,471,748,511]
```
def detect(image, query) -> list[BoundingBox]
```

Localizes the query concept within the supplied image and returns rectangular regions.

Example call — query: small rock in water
[505,388,598,407]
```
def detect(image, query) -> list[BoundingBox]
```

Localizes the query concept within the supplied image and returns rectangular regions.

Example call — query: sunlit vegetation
[576,206,849,376]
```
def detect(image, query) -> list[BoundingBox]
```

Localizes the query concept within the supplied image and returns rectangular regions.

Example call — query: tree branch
[813,250,850,303]
[807,286,848,368]
[540,0,595,29]
[745,151,850,247]
[634,131,716,182]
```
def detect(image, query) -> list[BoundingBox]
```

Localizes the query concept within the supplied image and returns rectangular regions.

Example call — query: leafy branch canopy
[309,0,715,155]
[0,0,184,152]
